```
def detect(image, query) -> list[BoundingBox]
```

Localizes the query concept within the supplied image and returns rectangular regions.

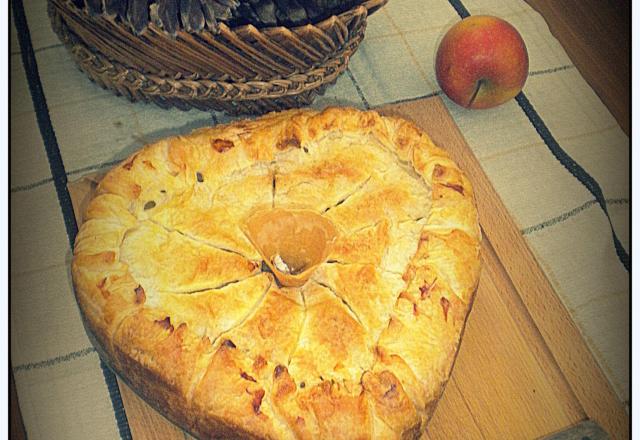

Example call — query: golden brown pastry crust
[71,107,481,439]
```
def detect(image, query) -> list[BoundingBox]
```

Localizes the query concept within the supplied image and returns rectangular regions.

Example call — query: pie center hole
[243,208,337,287]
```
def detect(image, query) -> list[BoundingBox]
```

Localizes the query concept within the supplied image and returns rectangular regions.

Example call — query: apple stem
[468,79,486,108]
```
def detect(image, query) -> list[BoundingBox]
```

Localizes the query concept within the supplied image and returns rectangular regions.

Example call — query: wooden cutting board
[68,97,628,440]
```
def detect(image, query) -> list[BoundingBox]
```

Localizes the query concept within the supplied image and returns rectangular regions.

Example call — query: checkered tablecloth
[10,0,629,438]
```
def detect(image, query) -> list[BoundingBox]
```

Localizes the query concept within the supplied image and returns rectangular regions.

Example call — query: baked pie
[72,107,481,439]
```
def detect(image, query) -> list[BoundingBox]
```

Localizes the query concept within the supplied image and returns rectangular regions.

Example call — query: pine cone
[180,0,205,32]
[156,0,180,34]
[103,0,126,18]
[75,0,237,34]
[84,0,102,15]
[75,0,364,34]
[248,0,277,27]
[229,0,363,27]
[274,0,308,26]
[126,0,149,34]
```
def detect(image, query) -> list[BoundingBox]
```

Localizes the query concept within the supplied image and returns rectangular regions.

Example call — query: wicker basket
[48,0,386,114]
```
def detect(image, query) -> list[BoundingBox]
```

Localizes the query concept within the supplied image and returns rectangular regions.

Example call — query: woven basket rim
[63,20,363,102]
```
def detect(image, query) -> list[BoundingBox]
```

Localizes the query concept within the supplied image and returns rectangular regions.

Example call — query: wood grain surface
[10,372,27,440]
[119,384,188,440]
[524,0,630,135]
[542,420,610,440]
[93,97,627,439]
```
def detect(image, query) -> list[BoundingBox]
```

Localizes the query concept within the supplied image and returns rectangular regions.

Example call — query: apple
[435,15,529,109]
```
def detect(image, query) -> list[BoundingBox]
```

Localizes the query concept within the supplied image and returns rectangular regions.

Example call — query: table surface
[9,0,629,438]
[523,0,629,135]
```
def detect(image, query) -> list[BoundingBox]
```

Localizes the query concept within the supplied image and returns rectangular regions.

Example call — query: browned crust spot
[134,285,146,304]
[419,279,436,299]
[440,297,450,322]
[383,383,397,400]
[277,136,301,150]
[132,184,142,199]
[398,291,413,303]
[443,182,465,195]
[222,339,237,348]
[274,364,286,378]
[122,154,138,170]
[253,356,267,371]
[240,371,257,382]
[251,389,265,415]
[155,316,173,331]
[211,138,235,153]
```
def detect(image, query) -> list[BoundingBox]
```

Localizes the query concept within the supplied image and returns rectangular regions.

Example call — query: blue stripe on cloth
[445,0,629,271]
[11,0,133,438]
[346,67,371,110]
[447,0,471,18]
[383,91,442,107]
[522,198,629,236]
[11,158,124,193]
[13,348,97,372]
[11,176,55,193]
[515,93,629,270]
[11,42,64,56]
[529,65,575,76]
